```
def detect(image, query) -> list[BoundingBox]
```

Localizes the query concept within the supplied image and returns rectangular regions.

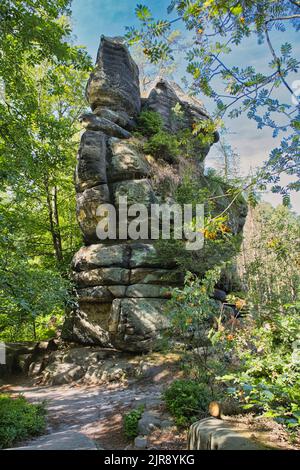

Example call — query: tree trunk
[32,318,37,341]
[45,181,63,263]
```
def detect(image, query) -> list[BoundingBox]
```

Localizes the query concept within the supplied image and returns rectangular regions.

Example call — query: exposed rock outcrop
[62,35,247,352]
[145,79,210,132]
[188,417,268,450]
[0,340,59,379]
[86,36,141,124]
[144,78,219,160]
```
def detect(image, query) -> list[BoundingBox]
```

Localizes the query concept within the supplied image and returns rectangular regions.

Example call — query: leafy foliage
[167,268,221,345]
[155,169,244,275]
[135,110,163,136]
[215,203,300,428]
[164,379,214,427]
[0,1,92,341]
[123,405,145,440]
[165,266,231,383]
[127,1,300,196]
[144,131,180,163]
[240,204,300,318]
[164,202,300,432]
[219,305,300,428]
[0,394,46,448]
[0,259,70,341]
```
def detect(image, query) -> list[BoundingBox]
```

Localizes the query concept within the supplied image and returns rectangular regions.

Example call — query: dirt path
[5,379,165,449]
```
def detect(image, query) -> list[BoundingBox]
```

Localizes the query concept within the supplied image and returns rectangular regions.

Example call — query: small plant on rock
[144,131,180,163]
[123,405,145,440]
[135,110,163,137]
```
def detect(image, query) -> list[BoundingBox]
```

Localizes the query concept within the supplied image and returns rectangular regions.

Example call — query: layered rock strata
[62,35,246,352]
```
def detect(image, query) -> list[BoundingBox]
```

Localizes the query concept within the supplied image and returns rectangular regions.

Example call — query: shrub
[0,394,46,448]
[166,268,221,343]
[123,405,144,440]
[135,110,163,137]
[164,379,213,427]
[218,304,300,429]
[144,131,180,163]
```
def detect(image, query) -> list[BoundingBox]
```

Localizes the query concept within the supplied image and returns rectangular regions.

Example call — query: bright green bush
[135,110,163,137]
[123,405,144,440]
[0,394,46,448]
[144,131,180,163]
[164,379,213,427]
[167,268,221,344]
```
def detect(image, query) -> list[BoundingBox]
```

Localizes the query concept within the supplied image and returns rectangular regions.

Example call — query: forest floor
[2,375,299,451]
[1,370,187,450]
[1,354,299,450]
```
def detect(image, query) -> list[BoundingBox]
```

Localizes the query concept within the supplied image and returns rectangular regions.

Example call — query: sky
[71,0,300,212]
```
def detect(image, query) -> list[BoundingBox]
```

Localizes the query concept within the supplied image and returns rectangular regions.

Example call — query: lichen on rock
[62,35,247,353]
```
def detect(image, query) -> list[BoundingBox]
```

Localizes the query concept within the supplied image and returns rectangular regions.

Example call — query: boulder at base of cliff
[109,298,170,352]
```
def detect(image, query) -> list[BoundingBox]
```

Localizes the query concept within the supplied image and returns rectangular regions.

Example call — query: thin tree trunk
[52,185,63,260]
[45,180,63,263]
[32,318,37,341]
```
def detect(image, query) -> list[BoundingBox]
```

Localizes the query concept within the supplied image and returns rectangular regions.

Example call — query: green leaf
[243,404,255,409]
[231,5,243,16]
[282,194,291,207]
[135,4,152,21]
[220,374,236,381]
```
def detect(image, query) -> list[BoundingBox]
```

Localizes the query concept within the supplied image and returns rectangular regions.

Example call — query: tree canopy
[126,1,300,198]
[0,1,91,340]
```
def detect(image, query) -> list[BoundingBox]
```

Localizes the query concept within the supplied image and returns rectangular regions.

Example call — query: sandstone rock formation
[62,35,247,352]
[145,79,217,137]
[144,78,219,162]
[86,36,141,124]
[188,417,267,450]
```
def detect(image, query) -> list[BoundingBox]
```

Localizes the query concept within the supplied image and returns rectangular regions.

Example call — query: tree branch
[264,24,296,99]
[266,14,300,23]
[289,0,300,7]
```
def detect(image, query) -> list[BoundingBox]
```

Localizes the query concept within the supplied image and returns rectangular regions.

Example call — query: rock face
[63,37,181,352]
[12,430,98,450]
[144,78,219,159]
[86,36,141,124]
[75,131,107,192]
[146,79,210,132]
[188,417,267,450]
[62,36,246,352]
[0,340,60,380]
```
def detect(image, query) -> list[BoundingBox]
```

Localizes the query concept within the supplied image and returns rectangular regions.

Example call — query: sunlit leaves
[150,20,171,37]
[128,1,299,194]
[247,189,258,208]
[218,202,300,428]
[125,27,142,45]
[281,42,292,58]
[143,40,173,62]
[0,1,91,341]
[282,194,291,207]
[231,4,243,16]
[135,4,152,21]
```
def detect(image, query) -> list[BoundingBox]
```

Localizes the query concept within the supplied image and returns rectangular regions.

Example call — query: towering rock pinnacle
[62,36,246,352]
[86,36,141,122]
